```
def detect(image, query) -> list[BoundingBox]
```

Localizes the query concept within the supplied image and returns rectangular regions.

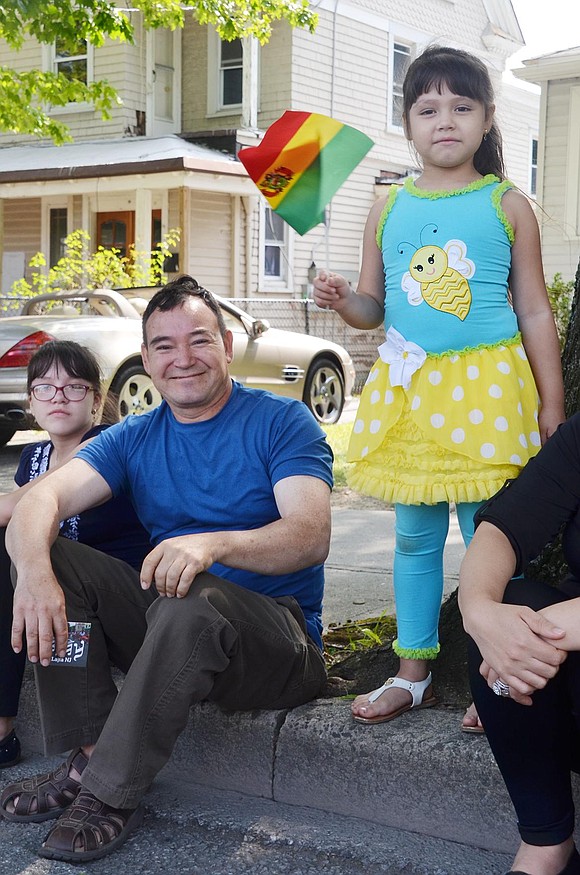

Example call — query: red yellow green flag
[238,111,374,235]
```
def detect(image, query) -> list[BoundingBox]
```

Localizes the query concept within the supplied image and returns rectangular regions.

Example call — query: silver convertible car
[0,288,355,445]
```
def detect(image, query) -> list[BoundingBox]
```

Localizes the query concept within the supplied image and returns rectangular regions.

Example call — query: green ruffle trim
[403,173,500,200]
[376,184,399,248]
[426,331,522,361]
[375,173,516,249]
[491,179,515,244]
[392,640,440,660]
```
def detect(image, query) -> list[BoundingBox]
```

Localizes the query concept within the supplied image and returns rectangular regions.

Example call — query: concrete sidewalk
[323,506,464,627]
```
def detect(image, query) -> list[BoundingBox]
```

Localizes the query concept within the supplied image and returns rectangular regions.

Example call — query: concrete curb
[14,668,516,854]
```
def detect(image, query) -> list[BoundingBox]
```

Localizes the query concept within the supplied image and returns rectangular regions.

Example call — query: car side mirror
[250,319,269,339]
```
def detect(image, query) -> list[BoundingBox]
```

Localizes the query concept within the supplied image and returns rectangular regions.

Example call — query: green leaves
[0,68,120,143]
[0,0,316,49]
[0,1,132,48]
[10,228,182,296]
[194,0,316,43]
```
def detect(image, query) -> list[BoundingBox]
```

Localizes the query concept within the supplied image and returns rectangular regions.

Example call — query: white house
[513,46,580,283]
[0,0,539,298]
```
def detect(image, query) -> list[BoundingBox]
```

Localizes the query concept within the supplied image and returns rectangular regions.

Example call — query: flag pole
[323,203,332,320]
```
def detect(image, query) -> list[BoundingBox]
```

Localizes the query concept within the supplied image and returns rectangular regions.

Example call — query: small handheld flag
[238,111,374,235]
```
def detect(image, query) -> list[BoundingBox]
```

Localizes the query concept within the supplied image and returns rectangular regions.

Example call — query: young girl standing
[314,45,565,727]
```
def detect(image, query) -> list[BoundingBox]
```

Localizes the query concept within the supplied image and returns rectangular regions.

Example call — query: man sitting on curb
[0,276,332,864]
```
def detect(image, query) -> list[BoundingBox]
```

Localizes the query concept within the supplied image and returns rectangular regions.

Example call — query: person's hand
[312,271,352,312]
[472,602,566,706]
[538,405,565,445]
[140,534,218,599]
[12,571,68,667]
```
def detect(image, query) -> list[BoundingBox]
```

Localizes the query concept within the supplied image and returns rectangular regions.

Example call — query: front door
[96,211,135,259]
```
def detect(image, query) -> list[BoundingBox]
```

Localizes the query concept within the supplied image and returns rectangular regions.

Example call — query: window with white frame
[208,31,258,116]
[389,41,413,129]
[530,137,538,197]
[220,38,243,108]
[260,204,291,289]
[49,208,68,267]
[54,36,89,84]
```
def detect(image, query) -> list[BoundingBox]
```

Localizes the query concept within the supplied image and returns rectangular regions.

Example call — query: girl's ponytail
[474,122,505,180]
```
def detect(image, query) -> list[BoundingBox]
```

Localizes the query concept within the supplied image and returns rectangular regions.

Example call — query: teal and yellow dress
[348,175,540,506]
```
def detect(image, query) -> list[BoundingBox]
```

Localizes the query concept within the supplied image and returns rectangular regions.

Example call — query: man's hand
[472,602,566,705]
[140,533,218,598]
[12,571,68,667]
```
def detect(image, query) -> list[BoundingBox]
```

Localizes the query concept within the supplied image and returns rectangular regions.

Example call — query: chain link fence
[0,297,24,316]
[228,298,382,394]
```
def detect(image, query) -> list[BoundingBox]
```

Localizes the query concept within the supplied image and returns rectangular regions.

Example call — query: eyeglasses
[30,384,94,402]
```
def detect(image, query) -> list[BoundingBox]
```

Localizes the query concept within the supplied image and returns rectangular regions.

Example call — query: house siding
[539,77,580,282]
[2,199,41,287]
[188,192,233,294]
[181,20,209,132]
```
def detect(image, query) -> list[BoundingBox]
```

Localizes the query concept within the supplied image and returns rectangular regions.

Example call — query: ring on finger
[492,679,510,697]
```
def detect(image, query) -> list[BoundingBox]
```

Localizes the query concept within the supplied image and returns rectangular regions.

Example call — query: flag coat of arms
[238,111,374,235]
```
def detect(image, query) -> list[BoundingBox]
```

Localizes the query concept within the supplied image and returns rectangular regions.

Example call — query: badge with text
[50,622,91,667]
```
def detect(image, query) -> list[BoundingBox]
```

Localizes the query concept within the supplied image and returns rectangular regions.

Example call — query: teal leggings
[392,502,482,659]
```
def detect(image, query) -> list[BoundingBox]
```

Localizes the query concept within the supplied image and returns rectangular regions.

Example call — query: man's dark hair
[142,276,227,345]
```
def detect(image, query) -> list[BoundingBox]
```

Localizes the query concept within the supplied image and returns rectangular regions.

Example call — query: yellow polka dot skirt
[348,335,540,506]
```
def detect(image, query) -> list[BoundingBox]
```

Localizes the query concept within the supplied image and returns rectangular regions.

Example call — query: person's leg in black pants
[468,577,580,847]
[0,527,25,764]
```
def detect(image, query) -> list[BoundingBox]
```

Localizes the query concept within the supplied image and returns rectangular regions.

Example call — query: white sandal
[353,672,436,724]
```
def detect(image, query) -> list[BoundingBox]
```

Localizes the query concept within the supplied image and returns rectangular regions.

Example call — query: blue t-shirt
[77,383,334,648]
[16,425,151,572]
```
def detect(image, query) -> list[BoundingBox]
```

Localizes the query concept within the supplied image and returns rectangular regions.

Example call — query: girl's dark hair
[27,340,102,394]
[402,45,505,179]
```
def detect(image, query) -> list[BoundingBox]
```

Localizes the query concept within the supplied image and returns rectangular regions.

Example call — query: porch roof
[513,45,580,84]
[0,135,249,184]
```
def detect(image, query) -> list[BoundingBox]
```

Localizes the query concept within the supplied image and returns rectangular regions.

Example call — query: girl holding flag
[314,45,564,730]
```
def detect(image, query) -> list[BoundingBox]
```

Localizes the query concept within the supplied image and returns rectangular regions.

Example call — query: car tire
[0,425,17,448]
[303,357,345,424]
[109,364,162,419]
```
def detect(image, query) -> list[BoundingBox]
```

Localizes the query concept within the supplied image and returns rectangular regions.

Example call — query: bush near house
[547,272,574,350]
[8,228,180,301]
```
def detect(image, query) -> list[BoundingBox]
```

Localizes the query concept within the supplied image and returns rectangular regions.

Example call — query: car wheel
[303,357,345,424]
[0,425,17,448]
[109,364,162,419]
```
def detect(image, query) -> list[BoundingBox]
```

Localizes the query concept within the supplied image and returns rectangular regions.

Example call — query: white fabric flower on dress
[378,326,427,389]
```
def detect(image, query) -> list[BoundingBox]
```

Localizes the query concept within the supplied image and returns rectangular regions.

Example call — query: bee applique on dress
[400,227,475,321]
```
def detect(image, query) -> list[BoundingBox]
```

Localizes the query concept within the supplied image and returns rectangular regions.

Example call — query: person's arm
[312,198,386,329]
[539,599,580,650]
[504,189,565,443]
[0,435,98,526]
[139,474,331,599]
[459,522,567,705]
[6,458,114,666]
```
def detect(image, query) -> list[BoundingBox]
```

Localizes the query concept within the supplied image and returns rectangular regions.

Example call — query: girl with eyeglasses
[0,341,151,769]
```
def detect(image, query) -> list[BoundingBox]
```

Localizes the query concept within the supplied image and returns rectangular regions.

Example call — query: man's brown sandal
[0,747,88,823]
[38,792,144,863]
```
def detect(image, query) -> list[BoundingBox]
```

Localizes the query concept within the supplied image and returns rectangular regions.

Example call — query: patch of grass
[322,422,353,488]
[323,614,397,668]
